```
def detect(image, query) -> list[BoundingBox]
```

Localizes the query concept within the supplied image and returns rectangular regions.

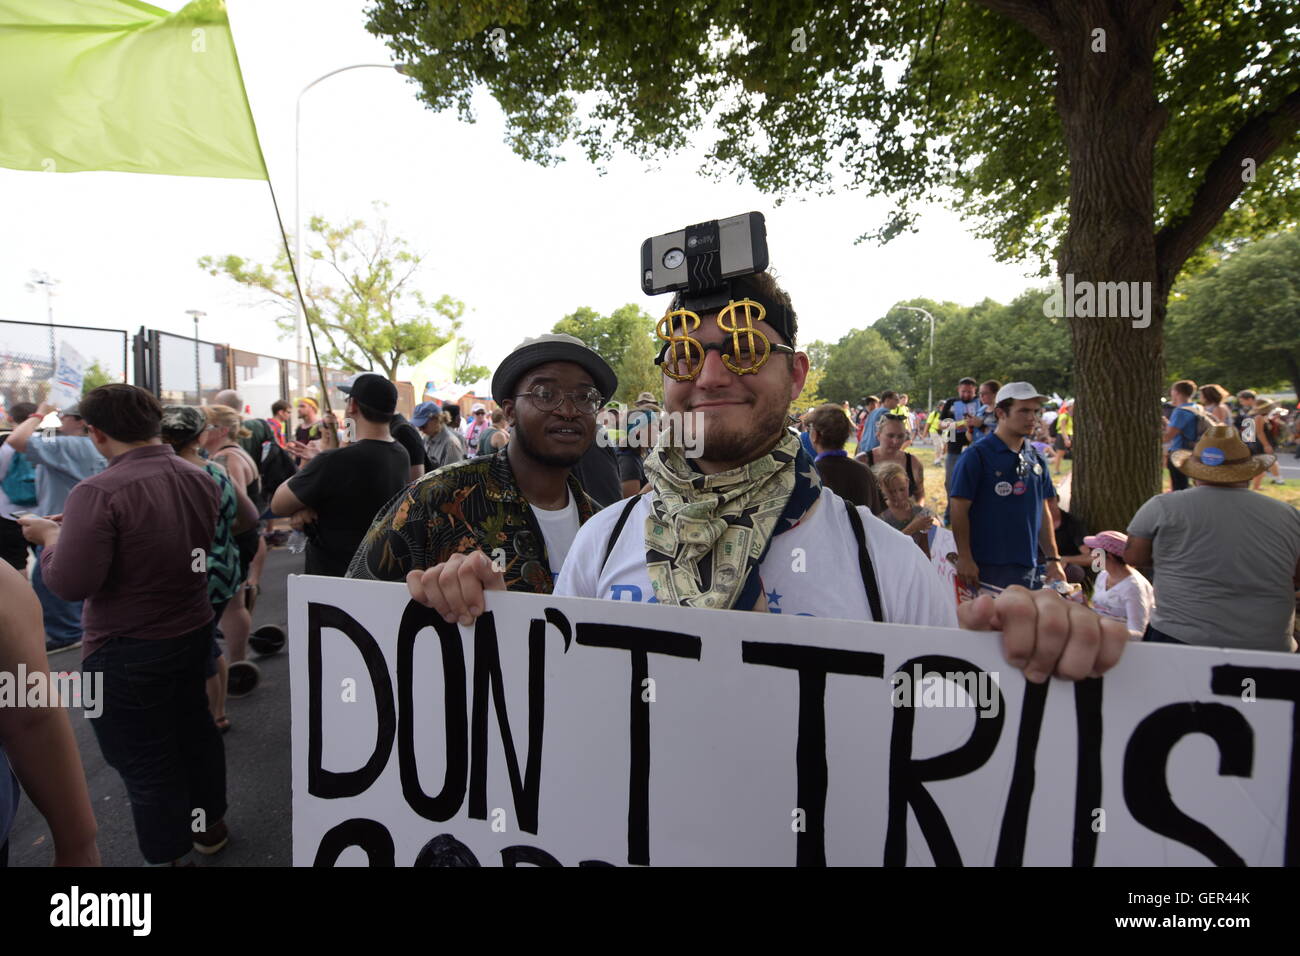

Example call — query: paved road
[1276,456,1300,480]
[9,547,302,867]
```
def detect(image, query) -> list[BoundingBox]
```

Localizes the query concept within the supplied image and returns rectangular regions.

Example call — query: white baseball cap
[995,382,1047,405]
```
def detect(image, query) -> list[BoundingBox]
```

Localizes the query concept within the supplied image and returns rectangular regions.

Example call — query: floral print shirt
[345,446,598,593]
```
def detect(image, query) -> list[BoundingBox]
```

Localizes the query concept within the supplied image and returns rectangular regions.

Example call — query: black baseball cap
[491,334,618,406]
[340,373,398,415]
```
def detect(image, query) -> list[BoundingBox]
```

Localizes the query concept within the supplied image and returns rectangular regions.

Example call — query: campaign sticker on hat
[995,481,1013,497]
[1012,480,1026,495]
[1201,446,1225,466]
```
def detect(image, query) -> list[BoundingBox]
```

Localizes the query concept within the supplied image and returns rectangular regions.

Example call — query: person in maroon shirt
[18,384,230,865]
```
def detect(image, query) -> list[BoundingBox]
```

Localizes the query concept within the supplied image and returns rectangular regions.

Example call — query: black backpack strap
[602,494,643,574]
[844,499,884,623]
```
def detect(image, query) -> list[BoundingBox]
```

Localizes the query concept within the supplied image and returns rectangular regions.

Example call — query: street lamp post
[900,305,936,412]
[294,63,408,423]
[185,309,206,403]
[25,270,58,372]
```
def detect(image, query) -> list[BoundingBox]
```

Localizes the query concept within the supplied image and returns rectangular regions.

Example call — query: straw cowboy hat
[1170,424,1274,484]
[1248,399,1280,418]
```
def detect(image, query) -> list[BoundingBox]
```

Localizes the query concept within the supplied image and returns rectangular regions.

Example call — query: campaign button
[1012,480,1026,495]
[995,481,1013,496]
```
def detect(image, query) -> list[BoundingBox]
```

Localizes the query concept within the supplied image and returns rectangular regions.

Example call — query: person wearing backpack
[0,402,40,574]
[1163,380,1203,492]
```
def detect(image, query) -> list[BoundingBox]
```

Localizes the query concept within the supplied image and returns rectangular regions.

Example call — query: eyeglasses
[515,385,602,416]
[655,299,794,381]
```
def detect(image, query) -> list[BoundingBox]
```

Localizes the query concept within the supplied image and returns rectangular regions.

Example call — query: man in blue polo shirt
[1162,379,1200,492]
[949,382,1065,593]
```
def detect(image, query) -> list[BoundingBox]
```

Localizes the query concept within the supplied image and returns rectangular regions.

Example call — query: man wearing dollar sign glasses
[406,263,1129,685]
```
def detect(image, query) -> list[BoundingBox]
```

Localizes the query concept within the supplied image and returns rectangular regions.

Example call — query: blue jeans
[31,546,84,645]
[979,564,1044,591]
[83,623,226,864]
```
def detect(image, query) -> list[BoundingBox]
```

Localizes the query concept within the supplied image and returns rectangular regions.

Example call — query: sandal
[215,715,231,734]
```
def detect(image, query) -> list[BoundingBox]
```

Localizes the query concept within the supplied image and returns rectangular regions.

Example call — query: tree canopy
[817,327,908,405]
[552,303,662,404]
[199,205,475,381]
[1166,229,1300,397]
[368,0,1297,268]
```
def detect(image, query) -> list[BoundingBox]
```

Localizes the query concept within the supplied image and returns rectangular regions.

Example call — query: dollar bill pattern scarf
[643,429,822,611]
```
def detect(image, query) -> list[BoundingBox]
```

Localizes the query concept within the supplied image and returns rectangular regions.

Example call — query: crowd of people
[0,265,1296,868]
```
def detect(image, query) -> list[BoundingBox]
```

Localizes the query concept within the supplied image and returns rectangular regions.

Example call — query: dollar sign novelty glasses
[654,299,794,381]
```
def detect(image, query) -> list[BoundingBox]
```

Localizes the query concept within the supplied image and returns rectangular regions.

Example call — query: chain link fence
[0,319,127,416]
[1,318,364,425]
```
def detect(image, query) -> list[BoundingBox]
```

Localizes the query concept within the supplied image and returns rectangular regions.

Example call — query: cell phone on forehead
[640,211,769,297]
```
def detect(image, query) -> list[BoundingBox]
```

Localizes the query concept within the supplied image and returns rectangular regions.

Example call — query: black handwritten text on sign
[288,580,1299,866]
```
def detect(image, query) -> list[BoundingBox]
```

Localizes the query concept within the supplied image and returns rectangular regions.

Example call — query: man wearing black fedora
[348,334,617,618]
[1125,424,1300,652]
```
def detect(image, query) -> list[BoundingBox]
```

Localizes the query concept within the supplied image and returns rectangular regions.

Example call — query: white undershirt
[529,490,580,576]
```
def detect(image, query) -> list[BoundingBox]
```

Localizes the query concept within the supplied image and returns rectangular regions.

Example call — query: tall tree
[552,303,662,404]
[872,299,967,405]
[200,205,469,381]
[1166,230,1300,397]
[819,327,908,404]
[368,0,1300,530]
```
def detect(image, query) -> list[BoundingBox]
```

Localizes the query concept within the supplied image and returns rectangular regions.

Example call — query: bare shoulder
[0,562,41,641]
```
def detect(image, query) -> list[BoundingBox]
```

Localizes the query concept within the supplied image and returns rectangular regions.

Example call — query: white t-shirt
[555,486,958,627]
[1090,568,1155,640]
[529,491,580,577]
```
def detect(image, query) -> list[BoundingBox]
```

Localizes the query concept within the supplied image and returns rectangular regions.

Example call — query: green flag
[0,0,267,179]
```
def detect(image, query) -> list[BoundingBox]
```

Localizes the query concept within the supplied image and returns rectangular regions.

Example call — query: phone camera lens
[663,248,685,269]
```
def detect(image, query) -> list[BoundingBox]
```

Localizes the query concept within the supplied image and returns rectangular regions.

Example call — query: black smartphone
[640,211,768,297]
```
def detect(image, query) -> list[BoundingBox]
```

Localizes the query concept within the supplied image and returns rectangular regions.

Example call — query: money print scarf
[643,428,822,611]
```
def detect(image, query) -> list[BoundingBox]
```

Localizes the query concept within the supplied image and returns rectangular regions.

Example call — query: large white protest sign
[290,576,1299,866]
[48,340,86,409]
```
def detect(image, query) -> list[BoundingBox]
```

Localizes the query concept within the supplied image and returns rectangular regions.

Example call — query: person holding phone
[5,401,105,652]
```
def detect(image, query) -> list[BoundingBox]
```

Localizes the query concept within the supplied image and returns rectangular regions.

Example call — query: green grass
[902,441,1297,516]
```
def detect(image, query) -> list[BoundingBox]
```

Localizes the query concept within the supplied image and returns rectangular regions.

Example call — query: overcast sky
[0,0,1042,383]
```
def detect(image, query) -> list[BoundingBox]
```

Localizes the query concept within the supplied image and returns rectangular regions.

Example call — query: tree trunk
[1052,0,1169,534]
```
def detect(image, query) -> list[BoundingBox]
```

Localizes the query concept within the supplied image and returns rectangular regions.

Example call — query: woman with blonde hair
[1200,384,1231,425]
[199,405,262,697]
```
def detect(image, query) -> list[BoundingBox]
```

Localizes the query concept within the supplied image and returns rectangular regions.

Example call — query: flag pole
[225,14,333,417]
